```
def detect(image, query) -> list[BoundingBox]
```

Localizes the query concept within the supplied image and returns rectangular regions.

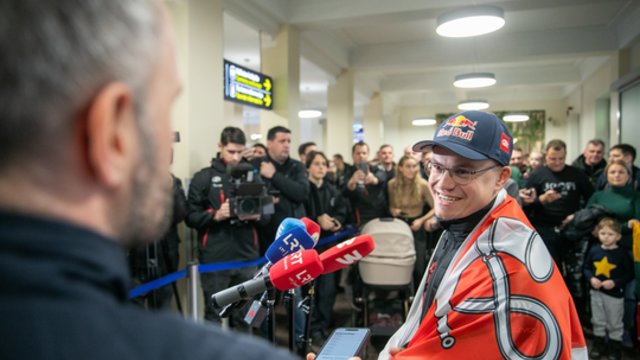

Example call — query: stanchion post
[186,261,200,322]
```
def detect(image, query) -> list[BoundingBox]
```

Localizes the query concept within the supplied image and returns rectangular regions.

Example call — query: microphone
[265,226,316,266]
[300,217,321,245]
[318,234,375,274]
[211,249,324,308]
[218,218,316,317]
[275,217,305,239]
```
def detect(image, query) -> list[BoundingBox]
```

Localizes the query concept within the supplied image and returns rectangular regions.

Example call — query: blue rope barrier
[128,226,359,299]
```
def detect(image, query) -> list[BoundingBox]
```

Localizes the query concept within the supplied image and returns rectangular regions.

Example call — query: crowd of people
[178,116,639,358]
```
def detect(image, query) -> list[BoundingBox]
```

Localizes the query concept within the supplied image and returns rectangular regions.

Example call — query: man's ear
[84,82,137,188]
[496,165,512,188]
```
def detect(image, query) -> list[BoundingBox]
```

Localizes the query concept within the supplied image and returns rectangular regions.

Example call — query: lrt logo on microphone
[278,233,302,258]
[289,269,313,287]
[283,250,304,271]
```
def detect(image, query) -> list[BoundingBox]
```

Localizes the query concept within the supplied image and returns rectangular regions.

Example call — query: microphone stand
[299,280,316,356]
[266,287,277,344]
[284,288,296,352]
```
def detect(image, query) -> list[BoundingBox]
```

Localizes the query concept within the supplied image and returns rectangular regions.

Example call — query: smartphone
[316,328,370,360]
[356,162,369,174]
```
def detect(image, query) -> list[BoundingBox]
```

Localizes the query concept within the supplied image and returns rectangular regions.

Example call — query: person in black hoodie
[303,151,348,344]
[186,127,262,326]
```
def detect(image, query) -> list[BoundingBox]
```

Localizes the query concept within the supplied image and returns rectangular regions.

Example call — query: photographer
[186,127,263,327]
[344,141,389,227]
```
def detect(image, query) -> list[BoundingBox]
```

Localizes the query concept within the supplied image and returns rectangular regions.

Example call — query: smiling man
[379,111,586,360]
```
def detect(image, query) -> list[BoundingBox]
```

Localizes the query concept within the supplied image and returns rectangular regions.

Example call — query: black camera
[227,162,274,222]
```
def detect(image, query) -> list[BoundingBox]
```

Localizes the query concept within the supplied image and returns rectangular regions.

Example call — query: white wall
[565,57,616,156]
[392,99,567,161]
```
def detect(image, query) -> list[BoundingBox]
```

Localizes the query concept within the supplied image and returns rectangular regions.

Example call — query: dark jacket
[571,154,606,188]
[252,155,309,247]
[0,212,297,360]
[343,163,389,226]
[304,179,349,241]
[129,175,187,284]
[186,158,260,262]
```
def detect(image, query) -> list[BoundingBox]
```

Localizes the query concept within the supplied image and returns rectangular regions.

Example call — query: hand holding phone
[316,328,370,360]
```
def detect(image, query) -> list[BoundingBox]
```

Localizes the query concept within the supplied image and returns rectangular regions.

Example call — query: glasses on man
[427,161,501,185]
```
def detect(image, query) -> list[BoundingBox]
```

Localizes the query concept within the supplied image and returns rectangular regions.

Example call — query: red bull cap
[412,110,513,166]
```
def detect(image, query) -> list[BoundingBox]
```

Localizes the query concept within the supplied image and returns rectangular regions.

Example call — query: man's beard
[119,120,172,248]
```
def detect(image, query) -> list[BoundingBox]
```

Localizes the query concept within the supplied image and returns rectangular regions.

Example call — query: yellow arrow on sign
[264,94,272,107]
[263,78,272,92]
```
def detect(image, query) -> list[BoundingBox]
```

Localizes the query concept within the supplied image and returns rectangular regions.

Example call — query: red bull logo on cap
[437,115,478,141]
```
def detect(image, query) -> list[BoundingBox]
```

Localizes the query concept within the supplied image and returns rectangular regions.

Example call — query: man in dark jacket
[520,139,595,268]
[255,126,310,251]
[572,139,607,187]
[344,141,389,227]
[186,127,262,325]
[0,1,297,359]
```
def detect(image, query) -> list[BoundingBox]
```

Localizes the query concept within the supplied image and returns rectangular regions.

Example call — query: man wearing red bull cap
[377,111,587,359]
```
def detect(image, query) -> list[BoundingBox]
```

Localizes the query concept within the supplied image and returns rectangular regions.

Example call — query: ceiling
[222,0,640,119]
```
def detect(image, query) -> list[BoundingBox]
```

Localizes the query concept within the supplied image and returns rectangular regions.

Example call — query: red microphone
[300,217,321,246]
[318,235,375,274]
[269,248,324,289]
[211,249,324,308]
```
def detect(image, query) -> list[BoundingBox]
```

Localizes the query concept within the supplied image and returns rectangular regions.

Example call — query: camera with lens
[227,162,274,222]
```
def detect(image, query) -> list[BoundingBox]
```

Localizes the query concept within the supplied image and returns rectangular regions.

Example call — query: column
[363,92,385,154]
[326,70,354,158]
[261,25,301,150]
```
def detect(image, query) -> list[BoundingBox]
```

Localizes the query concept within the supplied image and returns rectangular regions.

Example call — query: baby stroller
[354,218,416,336]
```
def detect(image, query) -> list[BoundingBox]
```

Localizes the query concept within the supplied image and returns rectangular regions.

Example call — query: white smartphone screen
[316,328,370,360]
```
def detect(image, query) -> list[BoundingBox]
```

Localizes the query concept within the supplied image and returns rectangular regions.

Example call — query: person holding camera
[186,127,262,327]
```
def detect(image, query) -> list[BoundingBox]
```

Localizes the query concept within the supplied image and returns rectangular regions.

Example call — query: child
[583,217,634,360]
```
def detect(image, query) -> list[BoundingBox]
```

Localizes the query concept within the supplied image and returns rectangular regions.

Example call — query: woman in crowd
[303,151,349,345]
[586,159,640,349]
[387,155,435,284]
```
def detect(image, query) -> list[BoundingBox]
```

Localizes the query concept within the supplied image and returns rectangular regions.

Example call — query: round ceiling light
[298,109,322,119]
[453,72,496,88]
[457,100,490,111]
[436,6,505,38]
[412,118,437,126]
[503,113,530,122]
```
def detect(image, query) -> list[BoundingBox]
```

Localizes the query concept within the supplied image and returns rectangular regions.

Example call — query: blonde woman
[388,155,435,283]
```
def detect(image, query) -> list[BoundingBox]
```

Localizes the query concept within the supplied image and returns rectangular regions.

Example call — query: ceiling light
[453,72,496,88]
[412,118,437,126]
[298,110,322,119]
[457,100,490,111]
[503,113,530,122]
[436,6,505,38]
[250,133,262,141]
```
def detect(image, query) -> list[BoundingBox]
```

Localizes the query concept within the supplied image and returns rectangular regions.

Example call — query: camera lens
[239,198,259,215]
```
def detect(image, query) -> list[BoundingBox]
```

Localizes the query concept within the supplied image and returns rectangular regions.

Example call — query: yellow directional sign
[224,60,274,110]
